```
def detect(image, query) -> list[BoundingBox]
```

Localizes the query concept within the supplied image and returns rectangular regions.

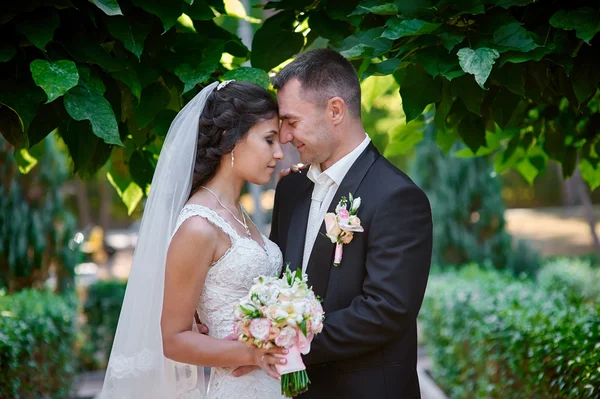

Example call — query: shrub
[80,279,127,370]
[0,289,78,398]
[421,264,600,399]
[538,257,600,304]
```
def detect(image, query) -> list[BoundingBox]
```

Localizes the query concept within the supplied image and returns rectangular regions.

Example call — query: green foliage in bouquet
[0,135,81,293]
[420,262,600,398]
[411,125,540,275]
[0,289,78,399]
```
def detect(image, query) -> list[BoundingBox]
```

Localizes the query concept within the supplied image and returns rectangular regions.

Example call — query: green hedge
[421,263,600,399]
[80,279,127,370]
[0,289,78,398]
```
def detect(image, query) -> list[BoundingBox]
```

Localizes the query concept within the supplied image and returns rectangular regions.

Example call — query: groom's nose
[279,125,294,145]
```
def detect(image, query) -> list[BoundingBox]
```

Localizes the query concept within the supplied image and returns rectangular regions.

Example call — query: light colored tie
[302,177,333,273]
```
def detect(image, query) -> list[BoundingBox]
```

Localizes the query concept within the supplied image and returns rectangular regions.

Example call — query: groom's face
[277,79,332,165]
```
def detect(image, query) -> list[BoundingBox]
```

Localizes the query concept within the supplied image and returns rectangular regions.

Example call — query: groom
[240,49,433,398]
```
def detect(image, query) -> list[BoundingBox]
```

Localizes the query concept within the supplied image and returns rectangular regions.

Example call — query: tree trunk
[75,178,92,228]
[99,177,112,231]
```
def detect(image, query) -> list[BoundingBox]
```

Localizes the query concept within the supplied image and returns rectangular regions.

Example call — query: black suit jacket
[270,143,433,399]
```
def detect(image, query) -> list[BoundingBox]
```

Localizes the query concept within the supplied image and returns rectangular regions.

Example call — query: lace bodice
[172,204,284,399]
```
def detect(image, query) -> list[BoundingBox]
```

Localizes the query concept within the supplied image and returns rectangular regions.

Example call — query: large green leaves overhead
[550,7,600,44]
[222,67,270,89]
[251,12,304,71]
[14,9,59,51]
[382,18,441,40]
[105,13,153,60]
[91,0,123,16]
[30,60,79,103]
[457,47,500,89]
[133,0,182,32]
[397,64,442,122]
[63,79,122,146]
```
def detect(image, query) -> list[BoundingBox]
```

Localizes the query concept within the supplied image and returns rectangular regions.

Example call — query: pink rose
[324,213,341,242]
[338,209,350,222]
[275,326,297,348]
[348,215,360,226]
[249,318,271,341]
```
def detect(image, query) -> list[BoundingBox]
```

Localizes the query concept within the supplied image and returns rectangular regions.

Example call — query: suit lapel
[284,181,313,273]
[305,143,380,298]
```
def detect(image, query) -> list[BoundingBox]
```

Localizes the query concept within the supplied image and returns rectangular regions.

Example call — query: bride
[99,80,288,398]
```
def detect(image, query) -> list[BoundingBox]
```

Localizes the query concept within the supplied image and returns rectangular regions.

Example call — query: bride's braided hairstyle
[190,81,278,195]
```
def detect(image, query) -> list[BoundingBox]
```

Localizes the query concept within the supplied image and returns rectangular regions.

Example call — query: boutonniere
[324,193,364,267]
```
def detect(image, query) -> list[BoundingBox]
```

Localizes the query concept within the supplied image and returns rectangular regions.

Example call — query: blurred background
[1,0,599,398]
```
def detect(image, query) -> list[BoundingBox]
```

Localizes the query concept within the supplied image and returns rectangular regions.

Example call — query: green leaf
[516,158,539,185]
[550,7,600,44]
[64,86,122,146]
[28,101,62,147]
[498,45,555,67]
[299,319,307,337]
[129,150,155,194]
[0,45,16,62]
[30,60,79,103]
[176,56,221,94]
[0,106,28,149]
[492,87,521,130]
[308,10,353,42]
[14,148,38,174]
[104,14,153,60]
[436,25,465,51]
[251,12,305,71]
[382,18,441,40]
[15,9,59,51]
[579,158,600,190]
[458,112,486,152]
[107,170,144,215]
[111,67,142,101]
[350,0,397,16]
[184,0,215,20]
[64,36,125,73]
[384,121,424,157]
[364,58,402,77]
[450,75,484,115]
[59,118,113,176]
[332,28,393,59]
[0,80,45,135]
[222,67,270,89]
[399,64,442,123]
[133,0,183,32]
[434,79,453,132]
[457,47,499,89]
[415,47,459,78]
[150,109,177,137]
[90,0,123,16]
[133,82,171,128]
[492,22,539,52]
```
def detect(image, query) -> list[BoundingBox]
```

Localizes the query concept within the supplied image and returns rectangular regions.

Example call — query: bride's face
[234,116,283,185]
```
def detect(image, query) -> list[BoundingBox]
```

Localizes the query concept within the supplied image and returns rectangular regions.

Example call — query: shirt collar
[307,133,371,187]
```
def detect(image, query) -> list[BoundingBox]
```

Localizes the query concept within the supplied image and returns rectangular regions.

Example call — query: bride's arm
[161,217,285,375]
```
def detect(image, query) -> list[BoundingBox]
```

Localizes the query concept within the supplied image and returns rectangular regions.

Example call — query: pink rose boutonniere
[324,193,364,267]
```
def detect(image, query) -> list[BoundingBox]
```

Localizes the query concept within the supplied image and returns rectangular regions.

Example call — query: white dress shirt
[302,134,371,273]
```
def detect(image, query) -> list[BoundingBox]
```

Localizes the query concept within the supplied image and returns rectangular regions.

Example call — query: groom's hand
[231,365,259,377]
[278,163,310,180]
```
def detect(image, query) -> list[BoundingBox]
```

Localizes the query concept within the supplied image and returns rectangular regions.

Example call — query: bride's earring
[231,149,235,168]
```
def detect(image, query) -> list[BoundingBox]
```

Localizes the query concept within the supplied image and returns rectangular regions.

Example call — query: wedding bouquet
[233,266,324,397]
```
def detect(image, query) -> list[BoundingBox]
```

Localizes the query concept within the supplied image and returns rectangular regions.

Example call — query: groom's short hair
[272,49,361,119]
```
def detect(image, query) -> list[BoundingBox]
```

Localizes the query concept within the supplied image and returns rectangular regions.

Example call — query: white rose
[351,197,361,212]
[249,318,271,341]
[275,326,297,348]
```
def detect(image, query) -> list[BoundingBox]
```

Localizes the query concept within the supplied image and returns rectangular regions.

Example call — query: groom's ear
[328,97,346,126]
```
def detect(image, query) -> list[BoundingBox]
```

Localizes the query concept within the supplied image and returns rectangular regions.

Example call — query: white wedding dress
[173,204,284,399]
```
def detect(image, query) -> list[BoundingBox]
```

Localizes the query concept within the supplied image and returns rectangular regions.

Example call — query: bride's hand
[278,163,310,180]
[249,346,288,380]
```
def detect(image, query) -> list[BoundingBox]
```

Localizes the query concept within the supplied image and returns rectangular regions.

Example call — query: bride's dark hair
[190,81,278,195]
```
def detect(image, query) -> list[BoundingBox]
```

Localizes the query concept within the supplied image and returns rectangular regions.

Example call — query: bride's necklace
[200,186,251,237]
